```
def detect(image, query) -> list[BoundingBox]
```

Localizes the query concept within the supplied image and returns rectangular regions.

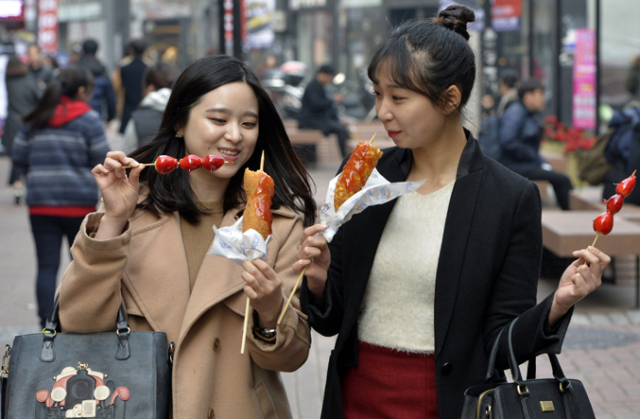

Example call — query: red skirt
[342,341,439,419]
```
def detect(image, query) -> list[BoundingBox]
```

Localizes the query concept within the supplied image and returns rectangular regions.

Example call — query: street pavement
[1,134,640,418]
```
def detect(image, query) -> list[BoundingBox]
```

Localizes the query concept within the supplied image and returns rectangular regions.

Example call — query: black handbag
[460,318,595,419]
[1,297,172,419]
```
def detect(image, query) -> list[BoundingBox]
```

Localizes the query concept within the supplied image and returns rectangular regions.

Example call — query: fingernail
[573,251,579,256]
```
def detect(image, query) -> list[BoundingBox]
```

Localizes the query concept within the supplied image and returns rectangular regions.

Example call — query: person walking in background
[298,65,350,158]
[625,54,640,104]
[27,43,54,89]
[498,79,574,210]
[57,55,316,418]
[12,66,110,327]
[76,39,117,124]
[294,7,609,419]
[496,68,520,118]
[117,39,149,134]
[122,62,177,153]
[2,55,43,204]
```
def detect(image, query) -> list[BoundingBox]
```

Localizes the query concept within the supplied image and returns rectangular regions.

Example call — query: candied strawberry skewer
[591,170,636,247]
[122,154,229,174]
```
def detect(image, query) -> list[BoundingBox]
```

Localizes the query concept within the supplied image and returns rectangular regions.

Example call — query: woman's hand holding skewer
[293,224,331,301]
[91,151,144,240]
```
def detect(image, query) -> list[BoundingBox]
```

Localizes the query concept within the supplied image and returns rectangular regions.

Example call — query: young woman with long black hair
[58,54,317,418]
[295,6,610,418]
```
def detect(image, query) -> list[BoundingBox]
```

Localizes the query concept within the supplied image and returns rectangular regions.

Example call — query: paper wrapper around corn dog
[320,145,425,243]
[209,169,274,263]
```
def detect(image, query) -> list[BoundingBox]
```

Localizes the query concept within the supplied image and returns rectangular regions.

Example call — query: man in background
[298,65,349,159]
[117,39,149,134]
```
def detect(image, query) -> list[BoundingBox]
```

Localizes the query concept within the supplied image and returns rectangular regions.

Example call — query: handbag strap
[482,324,507,383]
[40,296,131,362]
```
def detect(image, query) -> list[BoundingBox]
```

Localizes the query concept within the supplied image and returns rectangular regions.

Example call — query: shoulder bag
[460,318,595,419]
[1,296,172,419]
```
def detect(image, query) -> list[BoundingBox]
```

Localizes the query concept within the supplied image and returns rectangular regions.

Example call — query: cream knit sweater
[358,181,454,353]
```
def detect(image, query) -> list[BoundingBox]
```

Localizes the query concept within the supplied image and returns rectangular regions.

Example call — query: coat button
[441,362,453,376]
[208,408,215,419]
[213,338,220,351]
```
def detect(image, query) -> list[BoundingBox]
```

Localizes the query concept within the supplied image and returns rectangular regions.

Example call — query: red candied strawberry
[593,212,613,235]
[203,155,225,173]
[154,155,179,174]
[615,171,636,197]
[604,194,624,214]
[179,155,203,173]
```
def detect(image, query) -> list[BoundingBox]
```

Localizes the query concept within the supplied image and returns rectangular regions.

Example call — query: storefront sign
[491,0,521,32]
[290,0,327,11]
[37,0,58,54]
[244,0,275,51]
[572,28,596,131]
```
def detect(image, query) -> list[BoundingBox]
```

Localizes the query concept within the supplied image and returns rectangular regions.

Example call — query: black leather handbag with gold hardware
[460,318,596,419]
[1,297,173,419]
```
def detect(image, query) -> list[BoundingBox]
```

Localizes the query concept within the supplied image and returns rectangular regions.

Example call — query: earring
[175,134,183,139]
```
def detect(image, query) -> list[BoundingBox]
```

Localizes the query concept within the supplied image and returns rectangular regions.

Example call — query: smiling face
[177,81,259,186]
[373,68,448,151]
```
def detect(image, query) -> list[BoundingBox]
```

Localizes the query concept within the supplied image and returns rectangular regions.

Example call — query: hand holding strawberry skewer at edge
[592,170,636,246]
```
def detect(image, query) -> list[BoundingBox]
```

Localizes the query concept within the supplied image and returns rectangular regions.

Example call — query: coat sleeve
[245,214,312,372]
[11,127,30,171]
[58,212,131,333]
[483,181,572,370]
[499,105,540,163]
[84,115,111,167]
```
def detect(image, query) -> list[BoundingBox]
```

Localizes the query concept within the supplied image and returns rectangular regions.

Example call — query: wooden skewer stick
[122,162,155,169]
[241,150,267,354]
[591,234,599,248]
[277,266,306,325]
[369,133,377,144]
[240,297,251,354]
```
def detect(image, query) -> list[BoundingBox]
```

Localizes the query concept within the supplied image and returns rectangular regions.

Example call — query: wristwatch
[252,311,277,342]
[253,325,277,343]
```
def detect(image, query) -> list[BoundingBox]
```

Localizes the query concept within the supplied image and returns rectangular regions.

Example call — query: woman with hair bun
[295,6,609,418]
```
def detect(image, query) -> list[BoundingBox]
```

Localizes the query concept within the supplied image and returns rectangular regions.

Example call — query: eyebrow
[372,81,404,89]
[205,107,258,118]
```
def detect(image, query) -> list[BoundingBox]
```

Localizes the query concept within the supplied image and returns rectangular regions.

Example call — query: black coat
[118,57,148,133]
[301,134,572,419]
[2,73,42,153]
[298,78,337,129]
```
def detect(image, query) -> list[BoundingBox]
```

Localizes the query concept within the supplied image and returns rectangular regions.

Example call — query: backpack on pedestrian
[577,128,613,185]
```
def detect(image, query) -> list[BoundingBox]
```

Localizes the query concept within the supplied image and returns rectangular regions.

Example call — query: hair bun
[438,5,475,41]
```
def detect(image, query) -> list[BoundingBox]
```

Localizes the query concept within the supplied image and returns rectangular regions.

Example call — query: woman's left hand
[242,259,283,329]
[549,246,611,326]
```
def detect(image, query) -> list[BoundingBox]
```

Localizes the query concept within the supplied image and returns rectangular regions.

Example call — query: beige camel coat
[58,205,310,419]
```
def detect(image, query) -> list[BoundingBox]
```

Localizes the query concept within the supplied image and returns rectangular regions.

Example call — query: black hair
[23,66,94,134]
[500,69,519,89]
[143,63,178,91]
[129,54,317,226]
[129,39,148,57]
[368,5,476,114]
[318,65,336,75]
[517,79,544,100]
[82,39,99,55]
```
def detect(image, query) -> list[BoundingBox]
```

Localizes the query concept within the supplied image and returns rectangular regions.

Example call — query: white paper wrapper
[209,216,272,264]
[320,168,425,242]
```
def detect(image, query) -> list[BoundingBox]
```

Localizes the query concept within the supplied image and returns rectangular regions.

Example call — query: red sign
[37,0,58,54]
[491,0,522,32]
[224,0,246,52]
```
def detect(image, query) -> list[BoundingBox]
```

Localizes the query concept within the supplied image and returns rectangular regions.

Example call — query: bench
[541,210,640,307]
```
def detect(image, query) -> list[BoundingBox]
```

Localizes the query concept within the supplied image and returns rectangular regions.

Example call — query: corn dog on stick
[334,142,383,210]
[242,168,274,240]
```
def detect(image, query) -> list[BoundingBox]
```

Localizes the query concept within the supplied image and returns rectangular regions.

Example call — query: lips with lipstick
[387,130,401,138]
[218,147,242,162]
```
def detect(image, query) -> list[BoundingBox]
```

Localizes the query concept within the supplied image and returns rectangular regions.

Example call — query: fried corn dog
[334,142,383,210]
[243,168,275,239]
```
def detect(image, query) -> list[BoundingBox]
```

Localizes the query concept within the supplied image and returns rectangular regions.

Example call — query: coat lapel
[434,138,485,357]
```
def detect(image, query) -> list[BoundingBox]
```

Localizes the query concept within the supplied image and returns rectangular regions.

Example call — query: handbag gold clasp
[169,342,175,364]
[2,345,10,375]
[517,385,529,396]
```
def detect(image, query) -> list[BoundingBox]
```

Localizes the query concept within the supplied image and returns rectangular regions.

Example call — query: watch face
[255,326,277,339]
